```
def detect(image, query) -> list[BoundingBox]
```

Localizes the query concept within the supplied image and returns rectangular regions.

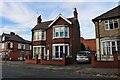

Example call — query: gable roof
[92,5,120,22]
[48,14,72,27]
[32,17,75,31]
[2,33,31,44]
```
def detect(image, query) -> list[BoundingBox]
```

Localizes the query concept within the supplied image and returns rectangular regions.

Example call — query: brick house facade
[1,32,31,60]
[92,5,120,62]
[31,8,81,65]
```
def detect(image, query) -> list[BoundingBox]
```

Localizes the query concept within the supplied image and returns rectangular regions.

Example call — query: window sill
[53,37,69,39]
[52,58,63,60]
[33,40,46,41]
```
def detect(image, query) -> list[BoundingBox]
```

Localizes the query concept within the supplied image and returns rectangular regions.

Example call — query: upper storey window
[53,25,69,38]
[104,19,119,30]
[33,30,46,41]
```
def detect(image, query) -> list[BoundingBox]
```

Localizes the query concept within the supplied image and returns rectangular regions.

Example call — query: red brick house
[31,8,81,65]
[80,37,96,51]
[92,5,120,67]
[1,32,31,60]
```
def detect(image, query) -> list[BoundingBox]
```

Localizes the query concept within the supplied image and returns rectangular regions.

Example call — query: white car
[76,51,91,63]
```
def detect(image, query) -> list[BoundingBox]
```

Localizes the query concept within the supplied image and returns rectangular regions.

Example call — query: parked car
[76,51,91,63]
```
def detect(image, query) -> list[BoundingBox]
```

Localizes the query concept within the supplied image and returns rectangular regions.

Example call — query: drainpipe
[98,20,101,61]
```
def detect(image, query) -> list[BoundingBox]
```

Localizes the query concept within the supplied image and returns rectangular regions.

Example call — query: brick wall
[80,37,96,51]
[91,52,120,67]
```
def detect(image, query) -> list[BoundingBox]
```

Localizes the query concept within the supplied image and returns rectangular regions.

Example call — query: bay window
[102,40,120,55]
[33,46,45,59]
[53,25,69,38]
[33,30,46,41]
[52,44,69,59]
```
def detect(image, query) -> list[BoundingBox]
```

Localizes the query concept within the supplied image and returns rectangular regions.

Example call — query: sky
[0,0,120,41]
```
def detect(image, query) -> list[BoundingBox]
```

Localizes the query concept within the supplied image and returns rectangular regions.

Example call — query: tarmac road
[2,64,118,80]
[2,64,98,78]
[1,61,119,80]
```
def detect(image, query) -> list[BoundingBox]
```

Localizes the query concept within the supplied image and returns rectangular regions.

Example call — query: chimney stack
[37,15,42,24]
[10,32,15,35]
[74,8,78,19]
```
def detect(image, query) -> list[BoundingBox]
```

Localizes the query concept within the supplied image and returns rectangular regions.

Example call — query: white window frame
[52,43,69,60]
[104,19,119,30]
[33,45,45,59]
[18,43,25,49]
[10,42,13,48]
[101,40,120,55]
[53,25,69,39]
[33,30,46,41]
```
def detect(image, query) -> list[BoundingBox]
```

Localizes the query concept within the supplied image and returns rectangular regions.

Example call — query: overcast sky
[0,0,120,40]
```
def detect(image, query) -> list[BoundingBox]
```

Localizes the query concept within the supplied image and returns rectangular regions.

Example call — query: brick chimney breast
[74,8,78,19]
[37,15,42,24]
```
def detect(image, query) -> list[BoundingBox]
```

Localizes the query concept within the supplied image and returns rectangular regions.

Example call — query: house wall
[95,18,120,38]
[98,18,120,38]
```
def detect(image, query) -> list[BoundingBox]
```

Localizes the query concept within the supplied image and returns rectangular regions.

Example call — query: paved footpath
[1,61,120,78]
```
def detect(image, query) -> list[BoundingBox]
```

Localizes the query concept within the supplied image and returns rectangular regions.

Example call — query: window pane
[107,47,111,55]
[117,41,120,54]
[105,24,109,29]
[41,31,45,40]
[55,32,59,37]
[60,32,64,37]
[34,47,37,54]
[41,47,44,55]
[112,42,116,53]
[114,19,118,29]
[38,47,40,55]
[109,20,113,29]
[55,46,59,58]
[65,46,68,56]
[104,20,109,30]
[102,42,106,55]
[60,46,63,58]
[103,47,106,55]
[106,41,110,47]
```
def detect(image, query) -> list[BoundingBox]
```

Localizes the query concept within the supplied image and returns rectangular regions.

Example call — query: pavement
[1,61,120,78]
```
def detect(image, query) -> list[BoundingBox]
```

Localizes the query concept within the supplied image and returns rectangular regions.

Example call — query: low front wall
[25,59,37,64]
[40,60,65,65]
[25,54,72,65]
[25,55,38,64]
[40,54,66,65]
[91,52,120,67]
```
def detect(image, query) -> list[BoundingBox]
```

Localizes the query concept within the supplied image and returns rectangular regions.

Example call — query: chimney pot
[37,15,42,24]
[10,32,15,35]
[74,8,78,19]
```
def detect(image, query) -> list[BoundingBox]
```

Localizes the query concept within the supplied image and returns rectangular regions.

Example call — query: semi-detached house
[92,5,120,67]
